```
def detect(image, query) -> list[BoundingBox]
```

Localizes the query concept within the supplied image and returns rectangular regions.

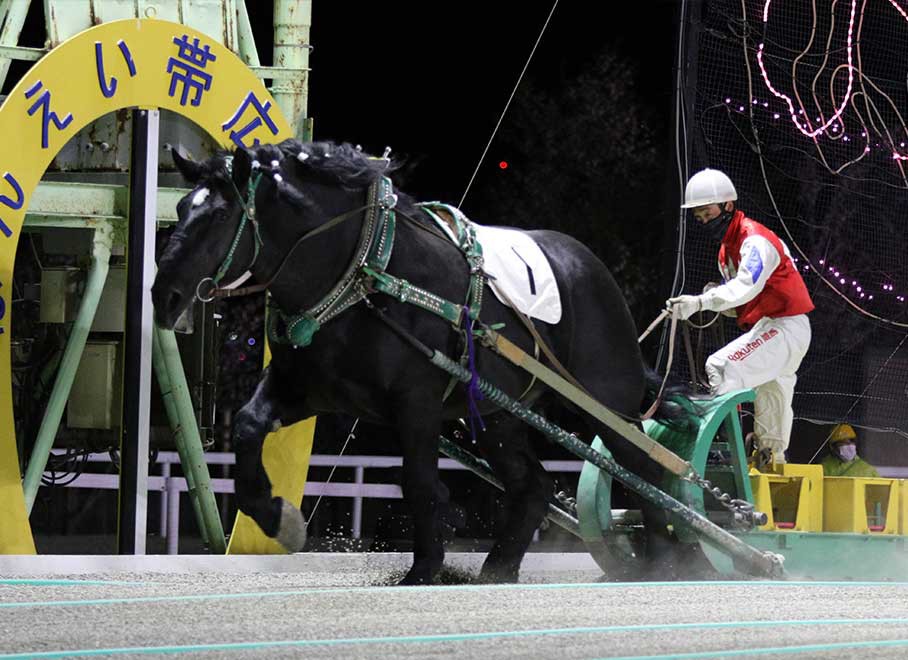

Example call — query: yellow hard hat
[830,423,857,444]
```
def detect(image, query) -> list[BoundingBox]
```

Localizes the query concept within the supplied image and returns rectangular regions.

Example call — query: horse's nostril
[166,289,183,314]
[167,291,183,309]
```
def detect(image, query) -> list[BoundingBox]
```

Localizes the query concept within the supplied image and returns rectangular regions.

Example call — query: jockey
[666,168,814,464]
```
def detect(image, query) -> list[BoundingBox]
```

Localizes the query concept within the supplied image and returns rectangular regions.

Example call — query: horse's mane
[269,140,396,189]
[188,141,397,193]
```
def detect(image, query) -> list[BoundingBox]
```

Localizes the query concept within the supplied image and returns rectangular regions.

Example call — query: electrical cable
[458,0,559,208]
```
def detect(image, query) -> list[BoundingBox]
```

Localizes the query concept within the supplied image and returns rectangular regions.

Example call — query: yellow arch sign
[0,18,314,554]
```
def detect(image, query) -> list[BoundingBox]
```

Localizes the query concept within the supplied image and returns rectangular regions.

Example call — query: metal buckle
[195,277,217,303]
[380,192,398,209]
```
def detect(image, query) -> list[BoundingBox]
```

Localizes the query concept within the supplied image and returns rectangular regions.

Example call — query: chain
[686,471,767,529]
[556,470,764,529]
[554,490,577,516]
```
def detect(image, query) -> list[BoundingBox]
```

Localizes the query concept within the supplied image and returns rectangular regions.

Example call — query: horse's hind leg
[476,414,553,583]
[232,366,309,551]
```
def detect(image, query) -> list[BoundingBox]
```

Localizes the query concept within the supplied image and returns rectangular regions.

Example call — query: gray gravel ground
[3,553,908,659]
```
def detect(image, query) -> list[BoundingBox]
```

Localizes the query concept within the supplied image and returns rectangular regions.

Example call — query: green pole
[0,0,33,91]
[153,325,226,553]
[23,222,113,514]
[272,0,312,140]
[428,350,785,579]
[151,331,208,546]
[235,1,261,67]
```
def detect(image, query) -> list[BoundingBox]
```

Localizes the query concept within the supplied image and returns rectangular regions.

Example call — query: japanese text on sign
[25,81,73,149]
[95,40,137,98]
[166,35,217,107]
[222,92,280,148]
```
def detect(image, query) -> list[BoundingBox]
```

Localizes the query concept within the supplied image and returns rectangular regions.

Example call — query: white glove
[666,294,702,321]
[702,282,736,318]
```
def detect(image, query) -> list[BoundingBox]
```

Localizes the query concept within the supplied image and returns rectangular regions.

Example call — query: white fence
[44,451,585,554]
[46,450,908,554]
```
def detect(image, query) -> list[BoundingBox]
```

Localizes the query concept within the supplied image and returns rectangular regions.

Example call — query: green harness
[266,178,486,348]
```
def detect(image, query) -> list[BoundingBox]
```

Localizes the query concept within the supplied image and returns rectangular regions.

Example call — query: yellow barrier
[823,476,900,534]
[901,480,908,536]
[0,18,307,554]
[749,464,824,532]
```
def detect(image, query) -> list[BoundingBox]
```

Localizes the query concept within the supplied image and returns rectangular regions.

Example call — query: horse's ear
[171,148,204,184]
[232,147,253,189]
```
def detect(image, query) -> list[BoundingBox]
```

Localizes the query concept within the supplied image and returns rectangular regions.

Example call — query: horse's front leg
[395,401,446,585]
[233,366,309,551]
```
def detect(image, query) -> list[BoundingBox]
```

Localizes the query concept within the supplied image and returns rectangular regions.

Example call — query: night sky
[6,3,681,228]
[254,2,681,206]
[1,2,683,322]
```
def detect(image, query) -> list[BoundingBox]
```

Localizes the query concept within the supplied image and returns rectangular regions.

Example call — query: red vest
[717,211,814,330]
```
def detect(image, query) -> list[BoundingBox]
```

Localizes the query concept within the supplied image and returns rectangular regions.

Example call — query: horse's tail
[641,367,702,431]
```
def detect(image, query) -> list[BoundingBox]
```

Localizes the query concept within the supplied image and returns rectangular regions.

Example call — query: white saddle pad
[471,223,562,324]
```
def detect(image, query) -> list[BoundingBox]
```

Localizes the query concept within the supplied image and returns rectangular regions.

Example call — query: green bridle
[195,155,265,303]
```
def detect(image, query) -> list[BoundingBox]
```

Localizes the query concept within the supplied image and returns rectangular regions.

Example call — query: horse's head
[152,140,391,327]
[152,146,260,328]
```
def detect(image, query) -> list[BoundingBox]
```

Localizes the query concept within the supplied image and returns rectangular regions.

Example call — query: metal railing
[43,450,585,554]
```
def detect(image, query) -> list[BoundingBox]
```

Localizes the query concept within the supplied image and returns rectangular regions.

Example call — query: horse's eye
[192,187,211,207]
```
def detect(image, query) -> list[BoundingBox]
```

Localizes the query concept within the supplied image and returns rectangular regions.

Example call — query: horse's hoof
[477,565,520,584]
[397,559,442,586]
[274,499,307,552]
[397,570,432,586]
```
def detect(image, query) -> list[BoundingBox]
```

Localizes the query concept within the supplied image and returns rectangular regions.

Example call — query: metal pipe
[235,1,261,66]
[153,325,227,553]
[429,351,784,578]
[119,109,159,554]
[160,462,170,538]
[166,476,180,555]
[151,328,207,545]
[23,222,113,513]
[352,466,363,538]
[272,0,312,139]
[438,435,581,538]
[0,0,32,90]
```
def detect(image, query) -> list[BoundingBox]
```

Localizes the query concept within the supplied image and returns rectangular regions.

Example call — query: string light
[721,95,908,157]
[756,0,857,138]
[748,0,908,164]
[798,260,903,305]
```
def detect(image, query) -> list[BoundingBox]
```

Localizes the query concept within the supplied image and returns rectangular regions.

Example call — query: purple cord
[463,306,486,441]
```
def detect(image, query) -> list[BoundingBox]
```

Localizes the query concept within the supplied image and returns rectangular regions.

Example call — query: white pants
[705,314,811,462]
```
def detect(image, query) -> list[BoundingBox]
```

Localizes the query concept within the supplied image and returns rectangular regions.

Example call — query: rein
[206,202,378,300]
[637,309,677,420]
[638,306,724,414]
[195,159,383,304]
[195,166,676,426]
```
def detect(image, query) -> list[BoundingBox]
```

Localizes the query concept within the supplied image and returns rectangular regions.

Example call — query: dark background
[252,1,683,328]
[12,2,688,548]
[248,3,689,543]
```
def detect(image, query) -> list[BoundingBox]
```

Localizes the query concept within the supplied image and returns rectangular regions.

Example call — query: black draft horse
[153,139,681,584]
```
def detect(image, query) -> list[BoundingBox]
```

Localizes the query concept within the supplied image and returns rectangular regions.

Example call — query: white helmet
[681,169,737,208]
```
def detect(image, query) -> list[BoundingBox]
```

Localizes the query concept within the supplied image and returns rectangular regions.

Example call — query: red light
[498,161,508,170]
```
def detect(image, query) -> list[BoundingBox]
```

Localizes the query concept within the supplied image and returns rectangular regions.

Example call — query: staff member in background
[666,169,814,465]
[821,423,880,477]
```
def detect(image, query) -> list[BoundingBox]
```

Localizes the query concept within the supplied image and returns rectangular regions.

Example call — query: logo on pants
[728,327,778,361]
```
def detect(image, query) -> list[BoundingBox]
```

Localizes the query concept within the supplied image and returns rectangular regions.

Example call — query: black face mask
[702,207,734,242]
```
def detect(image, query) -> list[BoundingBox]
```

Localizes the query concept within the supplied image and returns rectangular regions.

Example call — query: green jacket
[820,455,880,478]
